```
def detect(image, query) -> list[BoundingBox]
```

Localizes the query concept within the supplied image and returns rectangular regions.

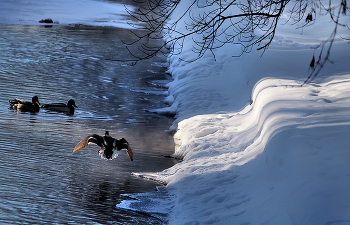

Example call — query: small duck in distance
[9,96,40,112]
[73,131,133,161]
[41,99,78,115]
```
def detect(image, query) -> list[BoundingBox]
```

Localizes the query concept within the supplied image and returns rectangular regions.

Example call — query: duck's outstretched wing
[73,134,104,153]
[116,138,133,161]
[126,146,133,161]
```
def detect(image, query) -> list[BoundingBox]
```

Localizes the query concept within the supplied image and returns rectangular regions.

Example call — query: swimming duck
[73,131,133,161]
[9,96,40,112]
[41,99,78,115]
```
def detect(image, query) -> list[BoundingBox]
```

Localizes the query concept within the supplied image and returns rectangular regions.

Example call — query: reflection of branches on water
[119,0,183,65]
[121,0,349,83]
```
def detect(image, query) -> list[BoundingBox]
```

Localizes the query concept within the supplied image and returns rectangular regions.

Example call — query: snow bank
[159,75,350,224]
[117,2,350,224]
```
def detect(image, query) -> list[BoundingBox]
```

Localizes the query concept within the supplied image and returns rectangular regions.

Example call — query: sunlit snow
[117,1,350,224]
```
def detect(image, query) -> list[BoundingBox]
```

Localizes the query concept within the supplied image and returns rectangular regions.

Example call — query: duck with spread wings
[73,131,133,161]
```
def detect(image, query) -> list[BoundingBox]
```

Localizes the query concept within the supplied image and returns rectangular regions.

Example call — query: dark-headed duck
[41,99,77,115]
[73,131,133,161]
[9,96,40,112]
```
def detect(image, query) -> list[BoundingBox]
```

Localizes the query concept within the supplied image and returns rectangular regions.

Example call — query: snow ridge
[118,75,350,224]
[117,1,350,224]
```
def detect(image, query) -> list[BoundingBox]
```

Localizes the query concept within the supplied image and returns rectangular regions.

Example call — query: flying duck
[41,99,78,115]
[73,131,133,161]
[9,96,40,112]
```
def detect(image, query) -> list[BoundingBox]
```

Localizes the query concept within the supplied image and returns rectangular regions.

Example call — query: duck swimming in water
[73,131,133,161]
[9,96,40,112]
[41,99,78,115]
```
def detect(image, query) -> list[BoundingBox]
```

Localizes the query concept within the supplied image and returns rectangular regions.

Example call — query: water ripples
[0,25,175,224]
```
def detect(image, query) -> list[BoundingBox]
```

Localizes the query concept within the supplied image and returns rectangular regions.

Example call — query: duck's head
[32,96,40,105]
[68,99,77,108]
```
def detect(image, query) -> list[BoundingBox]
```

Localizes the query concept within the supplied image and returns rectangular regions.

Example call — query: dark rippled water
[0,24,175,224]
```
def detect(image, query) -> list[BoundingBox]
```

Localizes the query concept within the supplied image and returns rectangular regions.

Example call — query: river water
[0,1,176,224]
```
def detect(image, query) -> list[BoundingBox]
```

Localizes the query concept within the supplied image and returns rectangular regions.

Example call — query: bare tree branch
[115,0,349,83]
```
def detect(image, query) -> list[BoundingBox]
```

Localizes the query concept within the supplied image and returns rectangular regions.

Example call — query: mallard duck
[41,99,78,115]
[73,131,133,161]
[9,96,40,112]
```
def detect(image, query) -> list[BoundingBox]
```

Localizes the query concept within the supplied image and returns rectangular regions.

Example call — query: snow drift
[117,1,350,224]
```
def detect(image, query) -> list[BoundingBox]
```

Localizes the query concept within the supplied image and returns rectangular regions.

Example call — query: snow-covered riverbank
[118,1,350,224]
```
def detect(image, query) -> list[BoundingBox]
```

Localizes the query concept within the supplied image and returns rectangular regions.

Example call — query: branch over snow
[118,0,349,83]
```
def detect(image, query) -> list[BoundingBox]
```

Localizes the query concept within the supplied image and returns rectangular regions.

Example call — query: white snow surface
[117,2,350,225]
